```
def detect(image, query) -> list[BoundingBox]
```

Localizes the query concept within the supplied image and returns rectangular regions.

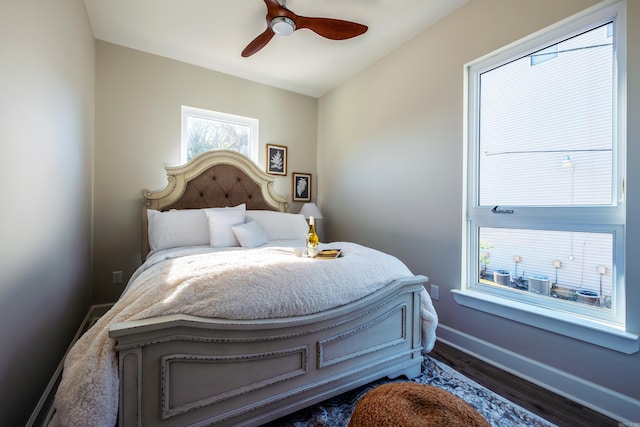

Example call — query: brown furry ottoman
[348,382,491,427]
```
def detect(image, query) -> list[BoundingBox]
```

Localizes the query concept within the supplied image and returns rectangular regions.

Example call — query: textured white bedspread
[53,242,437,427]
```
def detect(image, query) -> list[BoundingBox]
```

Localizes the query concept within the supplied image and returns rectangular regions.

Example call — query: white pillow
[232,221,268,248]
[205,204,246,247]
[245,210,309,241]
[147,209,209,252]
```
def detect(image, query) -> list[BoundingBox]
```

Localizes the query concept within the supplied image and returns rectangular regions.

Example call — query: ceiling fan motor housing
[271,16,296,35]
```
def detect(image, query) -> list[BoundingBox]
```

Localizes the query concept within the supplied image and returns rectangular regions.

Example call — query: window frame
[181,105,259,164]
[456,0,639,353]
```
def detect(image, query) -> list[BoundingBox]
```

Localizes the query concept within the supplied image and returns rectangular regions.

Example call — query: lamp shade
[299,203,323,219]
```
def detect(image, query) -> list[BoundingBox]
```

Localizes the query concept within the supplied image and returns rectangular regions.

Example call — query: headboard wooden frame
[141,149,289,259]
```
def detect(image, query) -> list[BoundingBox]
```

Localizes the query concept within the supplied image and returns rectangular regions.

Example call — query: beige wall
[318,0,639,421]
[93,42,318,302]
[0,0,94,425]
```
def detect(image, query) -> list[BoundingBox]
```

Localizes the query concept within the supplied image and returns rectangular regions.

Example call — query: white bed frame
[109,150,427,426]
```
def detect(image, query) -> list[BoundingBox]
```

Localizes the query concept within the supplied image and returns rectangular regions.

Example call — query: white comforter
[53,242,438,427]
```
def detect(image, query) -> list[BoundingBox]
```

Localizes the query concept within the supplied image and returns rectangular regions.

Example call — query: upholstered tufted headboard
[141,149,288,258]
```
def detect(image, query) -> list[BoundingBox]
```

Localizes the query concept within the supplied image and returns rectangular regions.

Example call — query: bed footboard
[109,275,427,427]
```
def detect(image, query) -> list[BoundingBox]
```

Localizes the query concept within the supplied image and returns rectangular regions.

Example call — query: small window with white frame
[181,106,258,163]
[460,1,629,349]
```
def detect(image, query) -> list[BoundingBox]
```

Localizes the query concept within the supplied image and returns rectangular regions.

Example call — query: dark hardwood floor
[429,340,620,427]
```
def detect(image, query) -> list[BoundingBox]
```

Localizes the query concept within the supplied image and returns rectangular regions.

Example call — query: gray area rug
[265,356,556,427]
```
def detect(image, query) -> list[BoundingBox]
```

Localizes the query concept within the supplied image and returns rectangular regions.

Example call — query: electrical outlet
[430,284,439,301]
[112,271,123,285]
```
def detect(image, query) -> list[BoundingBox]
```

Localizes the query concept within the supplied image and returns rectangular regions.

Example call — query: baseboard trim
[26,303,114,427]
[437,324,640,425]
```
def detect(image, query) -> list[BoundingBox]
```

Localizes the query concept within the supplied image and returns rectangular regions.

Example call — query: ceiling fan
[242,0,368,57]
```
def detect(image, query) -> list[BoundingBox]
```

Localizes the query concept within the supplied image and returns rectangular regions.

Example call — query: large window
[460,1,629,348]
[181,106,258,163]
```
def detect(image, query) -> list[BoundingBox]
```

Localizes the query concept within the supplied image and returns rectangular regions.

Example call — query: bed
[53,150,437,427]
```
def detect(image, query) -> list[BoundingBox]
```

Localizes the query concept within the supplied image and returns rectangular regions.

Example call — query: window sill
[451,289,639,354]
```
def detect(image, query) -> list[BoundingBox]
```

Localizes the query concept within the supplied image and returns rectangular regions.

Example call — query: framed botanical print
[266,144,287,175]
[292,172,312,202]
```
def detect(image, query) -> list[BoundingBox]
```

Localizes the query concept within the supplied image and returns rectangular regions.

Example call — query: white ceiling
[83,0,467,98]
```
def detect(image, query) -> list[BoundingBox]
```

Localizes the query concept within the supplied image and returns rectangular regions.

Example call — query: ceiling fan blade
[295,16,367,40]
[263,0,287,17]
[242,28,276,57]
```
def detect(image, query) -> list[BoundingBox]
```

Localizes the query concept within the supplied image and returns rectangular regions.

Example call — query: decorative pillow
[232,221,268,248]
[147,209,210,252]
[205,204,247,247]
[245,210,309,242]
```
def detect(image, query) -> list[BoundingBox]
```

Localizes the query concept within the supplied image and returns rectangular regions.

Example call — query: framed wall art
[292,172,312,202]
[266,144,287,175]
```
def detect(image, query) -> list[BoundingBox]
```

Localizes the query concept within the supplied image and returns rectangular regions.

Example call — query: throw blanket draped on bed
[53,242,438,427]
